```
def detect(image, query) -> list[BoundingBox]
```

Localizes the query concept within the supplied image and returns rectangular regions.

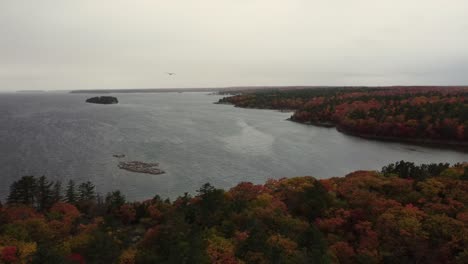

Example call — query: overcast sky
[1,0,467,91]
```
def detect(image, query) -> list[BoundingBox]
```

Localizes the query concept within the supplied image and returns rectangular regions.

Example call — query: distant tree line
[7,176,126,216]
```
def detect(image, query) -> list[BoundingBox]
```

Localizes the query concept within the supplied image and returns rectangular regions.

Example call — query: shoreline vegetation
[217,86,468,149]
[288,118,468,150]
[1,161,467,263]
[336,126,468,149]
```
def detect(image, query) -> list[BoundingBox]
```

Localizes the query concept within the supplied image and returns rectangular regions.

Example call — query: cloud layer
[1,0,467,90]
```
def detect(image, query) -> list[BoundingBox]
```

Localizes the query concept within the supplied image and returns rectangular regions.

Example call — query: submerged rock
[118,161,165,175]
[86,96,118,104]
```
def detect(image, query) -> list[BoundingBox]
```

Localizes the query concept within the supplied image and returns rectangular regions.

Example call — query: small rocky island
[86,96,118,104]
[118,161,165,175]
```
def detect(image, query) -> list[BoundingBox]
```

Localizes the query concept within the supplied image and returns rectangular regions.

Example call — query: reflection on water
[221,119,274,156]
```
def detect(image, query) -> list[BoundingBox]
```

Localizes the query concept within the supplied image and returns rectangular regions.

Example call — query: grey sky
[1,0,467,91]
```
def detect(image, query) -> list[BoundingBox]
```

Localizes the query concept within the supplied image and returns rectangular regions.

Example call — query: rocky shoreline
[335,126,468,150]
[287,118,335,128]
[86,96,118,104]
[118,161,165,175]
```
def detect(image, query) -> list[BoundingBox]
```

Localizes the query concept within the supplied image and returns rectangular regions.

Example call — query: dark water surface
[0,92,467,201]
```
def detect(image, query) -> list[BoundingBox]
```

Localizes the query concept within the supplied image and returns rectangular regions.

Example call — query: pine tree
[105,191,126,213]
[65,180,77,204]
[36,176,54,211]
[7,176,37,206]
[76,181,97,216]
[52,181,63,204]
[78,181,96,202]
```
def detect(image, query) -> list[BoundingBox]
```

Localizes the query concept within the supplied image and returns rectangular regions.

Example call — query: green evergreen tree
[7,176,37,206]
[36,176,54,211]
[65,180,77,204]
[105,190,126,213]
[78,181,96,202]
[51,181,63,204]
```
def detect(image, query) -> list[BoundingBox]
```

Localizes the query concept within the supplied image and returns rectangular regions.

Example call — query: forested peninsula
[0,161,467,263]
[218,86,468,147]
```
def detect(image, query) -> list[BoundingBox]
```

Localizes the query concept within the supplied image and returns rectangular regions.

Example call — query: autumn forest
[218,86,468,146]
[0,161,467,263]
[0,87,467,263]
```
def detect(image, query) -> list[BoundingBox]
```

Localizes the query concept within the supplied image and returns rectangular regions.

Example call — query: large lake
[0,92,467,201]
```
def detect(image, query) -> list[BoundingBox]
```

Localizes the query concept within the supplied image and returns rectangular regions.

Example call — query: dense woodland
[0,161,467,263]
[218,87,468,144]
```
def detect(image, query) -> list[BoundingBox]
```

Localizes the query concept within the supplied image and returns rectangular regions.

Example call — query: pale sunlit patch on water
[221,119,274,156]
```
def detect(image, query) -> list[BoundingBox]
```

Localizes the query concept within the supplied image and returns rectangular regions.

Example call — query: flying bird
[166,72,176,76]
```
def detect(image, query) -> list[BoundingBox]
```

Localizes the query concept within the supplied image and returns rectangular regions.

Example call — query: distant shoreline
[7,85,468,94]
[70,88,223,94]
[68,86,353,94]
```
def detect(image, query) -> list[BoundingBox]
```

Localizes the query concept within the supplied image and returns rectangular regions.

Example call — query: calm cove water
[0,92,467,201]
